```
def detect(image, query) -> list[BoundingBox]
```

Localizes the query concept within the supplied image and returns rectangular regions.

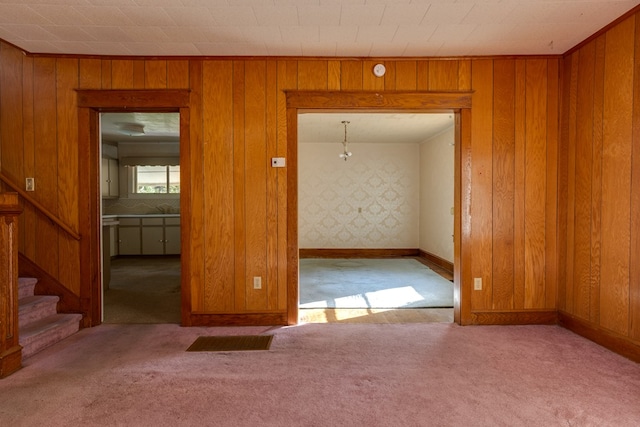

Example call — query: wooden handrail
[0,172,81,241]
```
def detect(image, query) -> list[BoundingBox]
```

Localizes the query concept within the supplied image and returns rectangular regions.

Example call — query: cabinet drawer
[164,217,181,226]
[142,218,164,226]
[118,218,140,226]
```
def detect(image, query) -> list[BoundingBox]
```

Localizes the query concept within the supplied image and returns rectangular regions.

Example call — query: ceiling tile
[73,6,135,26]
[380,4,430,25]
[253,5,299,25]
[319,26,358,43]
[208,6,258,26]
[162,7,217,27]
[0,4,54,25]
[356,25,398,43]
[280,26,318,43]
[243,26,283,44]
[340,4,386,25]
[422,3,474,24]
[41,25,96,42]
[298,5,342,26]
[121,26,170,43]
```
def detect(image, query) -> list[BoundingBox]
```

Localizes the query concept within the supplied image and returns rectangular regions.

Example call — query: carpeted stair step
[18,277,38,299]
[19,295,59,329]
[19,313,82,359]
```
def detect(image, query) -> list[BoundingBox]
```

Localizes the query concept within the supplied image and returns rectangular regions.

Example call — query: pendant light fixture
[339,120,352,161]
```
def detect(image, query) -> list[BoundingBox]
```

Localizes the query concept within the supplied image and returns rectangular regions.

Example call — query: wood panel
[470,60,493,310]
[590,36,606,325]
[232,61,246,312]
[111,60,133,89]
[524,59,548,309]
[144,60,167,89]
[79,59,102,89]
[32,57,58,276]
[297,60,327,90]
[56,58,80,295]
[600,17,634,335]
[21,56,36,259]
[100,60,111,89]
[573,44,595,319]
[340,61,363,90]
[513,59,526,309]
[0,45,24,182]
[167,60,189,89]
[186,60,204,323]
[277,61,296,315]
[394,61,417,90]
[428,60,459,91]
[202,60,234,312]
[265,60,279,311]
[545,58,559,310]
[491,59,515,310]
[244,61,268,311]
[362,60,384,91]
[631,19,640,341]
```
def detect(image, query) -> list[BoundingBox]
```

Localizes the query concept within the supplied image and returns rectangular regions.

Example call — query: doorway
[99,112,181,324]
[285,90,471,325]
[77,88,191,327]
[297,112,456,324]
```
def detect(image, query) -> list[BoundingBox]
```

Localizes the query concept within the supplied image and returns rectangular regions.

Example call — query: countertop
[102,214,180,219]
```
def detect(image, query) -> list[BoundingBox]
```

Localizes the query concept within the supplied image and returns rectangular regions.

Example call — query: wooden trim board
[299,248,420,258]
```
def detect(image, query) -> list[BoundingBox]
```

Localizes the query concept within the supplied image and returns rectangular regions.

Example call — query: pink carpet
[1,323,639,426]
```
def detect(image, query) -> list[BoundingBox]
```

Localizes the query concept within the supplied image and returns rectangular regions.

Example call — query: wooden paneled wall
[559,12,640,358]
[0,39,559,325]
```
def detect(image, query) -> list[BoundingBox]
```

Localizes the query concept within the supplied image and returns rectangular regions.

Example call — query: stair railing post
[0,192,23,378]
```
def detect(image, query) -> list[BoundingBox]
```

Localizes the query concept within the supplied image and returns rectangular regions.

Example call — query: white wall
[419,127,454,262]
[299,142,420,248]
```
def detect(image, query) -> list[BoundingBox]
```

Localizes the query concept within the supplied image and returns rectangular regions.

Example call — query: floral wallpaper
[298,142,420,248]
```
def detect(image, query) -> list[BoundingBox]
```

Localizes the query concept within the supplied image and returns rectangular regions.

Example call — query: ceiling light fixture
[339,120,352,162]
[119,123,145,136]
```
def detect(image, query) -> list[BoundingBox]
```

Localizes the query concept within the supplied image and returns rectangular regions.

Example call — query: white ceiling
[298,112,453,144]
[1,1,638,57]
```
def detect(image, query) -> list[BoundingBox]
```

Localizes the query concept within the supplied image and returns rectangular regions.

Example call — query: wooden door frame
[285,90,472,325]
[76,89,191,327]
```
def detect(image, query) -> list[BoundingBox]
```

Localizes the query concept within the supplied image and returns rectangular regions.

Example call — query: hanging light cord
[339,120,352,161]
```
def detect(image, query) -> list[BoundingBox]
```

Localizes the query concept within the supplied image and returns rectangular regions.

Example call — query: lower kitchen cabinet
[117,216,180,255]
[118,219,142,255]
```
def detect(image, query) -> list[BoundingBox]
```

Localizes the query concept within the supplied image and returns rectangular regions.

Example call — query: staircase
[18,277,82,359]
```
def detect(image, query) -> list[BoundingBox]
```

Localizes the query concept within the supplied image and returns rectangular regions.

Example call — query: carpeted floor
[299,258,453,309]
[2,323,639,426]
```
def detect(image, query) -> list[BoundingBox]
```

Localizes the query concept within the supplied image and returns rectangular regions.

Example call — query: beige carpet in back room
[103,256,181,324]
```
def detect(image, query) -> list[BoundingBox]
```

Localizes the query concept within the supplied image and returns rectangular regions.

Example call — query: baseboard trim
[299,248,420,258]
[0,345,22,378]
[18,253,82,315]
[187,312,288,326]
[558,311,640,363]
[469,310,558,325]
[418,250,453,274]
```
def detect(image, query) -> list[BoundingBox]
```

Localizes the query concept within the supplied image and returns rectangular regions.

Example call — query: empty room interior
[1,1,640,425]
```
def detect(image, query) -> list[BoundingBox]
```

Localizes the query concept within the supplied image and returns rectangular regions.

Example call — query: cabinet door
[142,226,164,255]
[164,225,181,254]
[108,158,119,197]
[101,158,120,198]
[118,227,141,255]
[101,158,110,197]
[109,226,118,257]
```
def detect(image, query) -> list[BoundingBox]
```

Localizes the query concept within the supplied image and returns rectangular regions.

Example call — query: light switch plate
[271,157,286,167]
[26,177,35,192]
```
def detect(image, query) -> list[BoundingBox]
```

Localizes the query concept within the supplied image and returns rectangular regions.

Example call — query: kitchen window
[132,165,180,194]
